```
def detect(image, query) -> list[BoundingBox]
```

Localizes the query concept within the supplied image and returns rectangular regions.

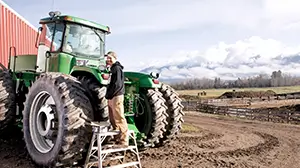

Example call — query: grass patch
[177,85,300,98]
[181,123,199,133]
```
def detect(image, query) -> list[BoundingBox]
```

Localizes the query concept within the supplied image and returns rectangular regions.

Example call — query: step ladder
[83,121,142,168]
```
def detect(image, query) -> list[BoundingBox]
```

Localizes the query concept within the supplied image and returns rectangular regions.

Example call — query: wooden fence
[181,99,300,125]
[181,94,300,110]
[181,100,199,111]
[197,104,300,124]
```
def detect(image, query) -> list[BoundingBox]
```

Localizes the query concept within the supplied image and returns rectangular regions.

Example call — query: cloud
[5,0,300,36]
[5,0,300,74]
[140,36,300,80]
[263,0,300,29]
[6,0,262,34]
[220,36,300,65]
[107,0,264,35]
[102,0,300,35]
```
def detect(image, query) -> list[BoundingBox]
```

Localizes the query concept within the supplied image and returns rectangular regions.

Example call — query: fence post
[187,100,189,111]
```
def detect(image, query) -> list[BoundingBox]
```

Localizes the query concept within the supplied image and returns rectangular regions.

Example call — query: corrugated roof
[0,0,38,31]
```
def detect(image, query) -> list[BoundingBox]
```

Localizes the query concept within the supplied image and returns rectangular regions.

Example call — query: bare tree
[171,70,300,90]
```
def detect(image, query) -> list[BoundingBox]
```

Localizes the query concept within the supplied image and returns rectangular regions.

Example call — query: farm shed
[0,0,38,67]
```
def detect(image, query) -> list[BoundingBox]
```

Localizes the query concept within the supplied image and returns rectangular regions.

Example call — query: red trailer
[0,0,38,68]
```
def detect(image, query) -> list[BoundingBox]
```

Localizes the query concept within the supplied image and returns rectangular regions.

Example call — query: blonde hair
[106,51,117,59]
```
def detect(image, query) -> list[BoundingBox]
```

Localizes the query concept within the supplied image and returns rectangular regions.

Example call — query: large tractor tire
[135,88,168,147]
[23,72,94,167]
[0,69,16,132]
[78,76,109,121]
[159,83,184,143]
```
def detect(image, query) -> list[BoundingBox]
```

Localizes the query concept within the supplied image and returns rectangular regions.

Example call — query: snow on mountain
[139,36,300,82]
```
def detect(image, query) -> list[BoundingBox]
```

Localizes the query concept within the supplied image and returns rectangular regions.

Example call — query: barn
[0,0,38,67]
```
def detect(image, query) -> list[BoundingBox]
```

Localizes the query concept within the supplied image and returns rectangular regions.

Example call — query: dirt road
[1,111,300,168]
[140,112,300,168]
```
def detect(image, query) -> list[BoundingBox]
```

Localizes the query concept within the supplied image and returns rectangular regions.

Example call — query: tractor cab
[35,11,111,73]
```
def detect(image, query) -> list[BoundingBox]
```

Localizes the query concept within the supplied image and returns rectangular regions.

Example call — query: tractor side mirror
[45,51,51,58]
[150,72,159,79]
[35,27,43,49]
[105,67,111,73]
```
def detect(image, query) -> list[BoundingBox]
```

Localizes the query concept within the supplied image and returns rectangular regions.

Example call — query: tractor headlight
[98,65,106,71]
[150,72,159,79]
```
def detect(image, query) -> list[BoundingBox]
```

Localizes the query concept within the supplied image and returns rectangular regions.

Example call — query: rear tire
[135,89,168,147]
[0,70,16,132]
[78,76,109,121]
[23,72,93,167]
[159,83,184,143]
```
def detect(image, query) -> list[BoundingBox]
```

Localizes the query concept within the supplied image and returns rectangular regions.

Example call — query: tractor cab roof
[39,14,110,33]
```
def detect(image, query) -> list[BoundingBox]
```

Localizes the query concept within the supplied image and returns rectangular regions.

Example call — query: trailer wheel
[159,83,184,144]
[23,72,93,167]
[0,70,16,132]
[135,89,168,147]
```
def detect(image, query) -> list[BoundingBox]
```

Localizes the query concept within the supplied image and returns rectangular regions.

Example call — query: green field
[177,85,300,98]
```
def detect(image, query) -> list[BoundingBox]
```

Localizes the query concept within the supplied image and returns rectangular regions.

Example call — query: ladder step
[106,155,124,161]
[98,130,120,136]
[104,161,140,168]
[89,121,111,127]
[101,146,136,154]
[95,130,135,138]
[85,155,124,167]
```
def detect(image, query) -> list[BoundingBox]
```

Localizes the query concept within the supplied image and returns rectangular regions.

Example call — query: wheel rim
[135,92,152,135]
[29,91,57,153]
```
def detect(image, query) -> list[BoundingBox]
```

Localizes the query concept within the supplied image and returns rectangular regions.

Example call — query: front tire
[23,73,93,167]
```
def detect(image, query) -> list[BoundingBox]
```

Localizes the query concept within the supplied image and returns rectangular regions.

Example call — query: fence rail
[182,94,300,103]
[181,94,300,109]
[181,98,300,125]
[181,101,199,111]
[197,103,300,124]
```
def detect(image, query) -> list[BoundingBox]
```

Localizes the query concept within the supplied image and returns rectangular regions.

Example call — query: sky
[3,0,300,75]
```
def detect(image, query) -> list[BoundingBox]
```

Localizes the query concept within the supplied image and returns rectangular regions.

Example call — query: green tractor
[0,11,184,167]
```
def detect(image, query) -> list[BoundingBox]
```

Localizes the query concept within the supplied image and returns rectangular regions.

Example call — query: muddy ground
[2,111,300,168]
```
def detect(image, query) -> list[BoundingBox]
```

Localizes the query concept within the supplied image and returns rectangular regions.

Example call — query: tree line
[171,70,300,90]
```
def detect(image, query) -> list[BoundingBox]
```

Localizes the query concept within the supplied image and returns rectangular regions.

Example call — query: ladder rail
[131,131,142,168]
[97,133,102,168]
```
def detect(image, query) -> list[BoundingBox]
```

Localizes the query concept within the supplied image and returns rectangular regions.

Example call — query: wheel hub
[37,105,54,137]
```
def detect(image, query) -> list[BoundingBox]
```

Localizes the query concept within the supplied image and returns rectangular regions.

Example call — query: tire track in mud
[140,130,279,168]
[215,132,279,158]
[180,132,224,142]
[178,132,225,150]
[0,112,299,168]
[0,126,37,168]
[209,132,280,168]
[182,112,300,168]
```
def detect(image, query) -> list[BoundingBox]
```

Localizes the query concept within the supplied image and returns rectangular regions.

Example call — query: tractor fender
[70,66,109,85]
[124,71,161,88]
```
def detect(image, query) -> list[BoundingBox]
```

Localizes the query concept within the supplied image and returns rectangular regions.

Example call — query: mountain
[139,36,300,83]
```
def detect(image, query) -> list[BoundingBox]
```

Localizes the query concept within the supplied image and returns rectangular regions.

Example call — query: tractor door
[36,22,65,72]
